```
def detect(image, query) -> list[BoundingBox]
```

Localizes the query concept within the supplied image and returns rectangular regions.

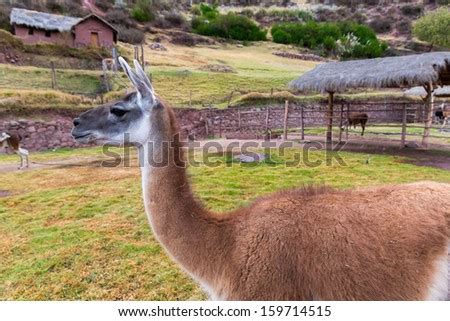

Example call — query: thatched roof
[10,8,81,32]
[290,52,450,93]
[405,86,450,97]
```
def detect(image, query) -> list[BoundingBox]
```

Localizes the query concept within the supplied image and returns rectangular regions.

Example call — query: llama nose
[73,118,81,127]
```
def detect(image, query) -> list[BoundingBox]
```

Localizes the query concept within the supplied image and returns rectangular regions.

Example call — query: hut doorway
[90,32,99,47]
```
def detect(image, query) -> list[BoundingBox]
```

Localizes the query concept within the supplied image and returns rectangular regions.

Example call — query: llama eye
[110,108,128,117]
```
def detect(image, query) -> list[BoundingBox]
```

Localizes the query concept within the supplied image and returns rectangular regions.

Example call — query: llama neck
[138,108,228,283]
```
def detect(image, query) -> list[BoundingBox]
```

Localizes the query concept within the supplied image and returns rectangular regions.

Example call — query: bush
[413,8,450,49]
[106,9,136,28]
[400,5,423,17]
[272,29,291,44]
[131,0,153,22]
[164,11,186,27]
[95,0,113,12]
[369,16,392,34]
[0,7,11,32]
[272,21,386,59]
[115,26,145,44]
[192,11,266,42]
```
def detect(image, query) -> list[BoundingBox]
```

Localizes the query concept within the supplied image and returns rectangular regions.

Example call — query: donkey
[72,58,450,300]
[342,112,369,136]
[0,132,29,169]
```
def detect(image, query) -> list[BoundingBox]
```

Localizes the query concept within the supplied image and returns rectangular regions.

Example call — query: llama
[72,58,450,301]
[342,113,369,136]
[0,132,29,169]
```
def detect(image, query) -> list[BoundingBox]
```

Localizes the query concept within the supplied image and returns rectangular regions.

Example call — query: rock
[149,43,167,51]
[405,142,420,148]
[27,126,36,133]
[234,153,266,163]
[236,44,244,48]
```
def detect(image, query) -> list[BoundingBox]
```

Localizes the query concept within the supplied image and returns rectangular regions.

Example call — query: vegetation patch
[192,4,267,41]
[272,21,387,59]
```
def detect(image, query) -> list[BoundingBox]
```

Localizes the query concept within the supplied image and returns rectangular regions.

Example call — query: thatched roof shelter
[290,52,450,93]
[290,52,450,148]
[10,8,81,32]
[405,86,450,98]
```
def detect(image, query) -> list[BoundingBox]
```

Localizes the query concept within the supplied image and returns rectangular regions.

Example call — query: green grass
[1,147,449,299]
[297,124,450,145]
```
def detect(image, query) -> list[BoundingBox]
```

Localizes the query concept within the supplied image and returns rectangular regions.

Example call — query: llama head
[72,57,162,147]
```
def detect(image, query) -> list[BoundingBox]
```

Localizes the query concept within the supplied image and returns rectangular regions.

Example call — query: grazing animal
[0,132,29,169]
[342,112,369,136]
[435,105,450,131]
[72,58,450,301]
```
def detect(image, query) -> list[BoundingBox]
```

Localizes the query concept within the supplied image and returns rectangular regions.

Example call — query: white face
[72,58,158,147]
[0,132,10,143]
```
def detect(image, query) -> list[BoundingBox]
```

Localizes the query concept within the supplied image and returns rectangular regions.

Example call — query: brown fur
[142,101,449,300]
[346,112,368,136]
[2,132,21,151]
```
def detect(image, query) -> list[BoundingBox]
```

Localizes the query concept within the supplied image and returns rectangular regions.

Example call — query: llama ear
[118,57,154,103]
[133,59,154,92]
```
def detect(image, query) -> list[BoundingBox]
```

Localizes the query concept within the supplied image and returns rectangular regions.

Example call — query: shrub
[192,11,266,42]
[132,0,153,22]
[164,11,186,27]
[0,7,11,32]
[115,26,145,44]
[106,9,136,28]
[95,0,114,12]
[400,5,423,17]
[413,8,450,49]
[272,21,386,59]
[369,16,392,34]
[272,29,291,44]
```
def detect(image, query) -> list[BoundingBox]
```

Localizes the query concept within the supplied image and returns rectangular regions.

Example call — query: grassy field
[1,39,413,109]
[1,146,450,300]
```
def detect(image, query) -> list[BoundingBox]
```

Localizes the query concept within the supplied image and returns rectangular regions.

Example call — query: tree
[413,8,450,50]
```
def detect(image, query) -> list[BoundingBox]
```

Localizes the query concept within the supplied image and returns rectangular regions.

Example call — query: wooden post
[283,100,289,140]
[326,92,334,149]
[134,46,139,61]
[219,117,223,138]
[300,105,305,141]
[189,90,192,108]
[400,103,407,148]
[50,61,56,89]
[339,102,344,143]
[238,109,241,130]
[422,83,434,148]
[112,47,118,72]
[270,88,273,96]
[265,107,270,132]
[346,103,350,139]
[140,44,145,70]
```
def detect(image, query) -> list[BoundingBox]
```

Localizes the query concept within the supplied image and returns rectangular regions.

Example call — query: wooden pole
[401,103,407,148]
[265,107,270,132]
[134,46,138,61]
[238,109,241,130]
[346,103,350,139]
[283,100,289,140]
[339,102,344,143]
[422,83,434,148]
[300,105,305,141]
[140,44,145,70]
[189,90,192,108]
[50,61,56,89]
[326,92,334,149]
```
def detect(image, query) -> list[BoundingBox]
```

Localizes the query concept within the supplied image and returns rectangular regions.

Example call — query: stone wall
[0,101,424,151]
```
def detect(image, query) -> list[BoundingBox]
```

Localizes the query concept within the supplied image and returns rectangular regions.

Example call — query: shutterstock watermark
[100,135,348,169]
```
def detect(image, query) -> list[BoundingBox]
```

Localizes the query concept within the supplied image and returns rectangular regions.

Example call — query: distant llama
[72,58,450,300]
[0,132,29,169]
